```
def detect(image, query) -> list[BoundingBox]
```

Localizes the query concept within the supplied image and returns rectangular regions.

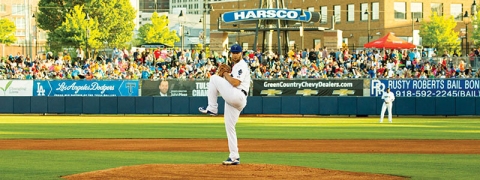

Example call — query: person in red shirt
[154,48,161,61]
[441,58,447,70]
[377,65,386,75]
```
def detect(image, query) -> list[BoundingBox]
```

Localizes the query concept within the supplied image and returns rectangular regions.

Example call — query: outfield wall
[0,96,476,116]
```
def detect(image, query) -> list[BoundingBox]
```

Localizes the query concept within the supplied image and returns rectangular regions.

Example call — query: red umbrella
[364,32,416,49]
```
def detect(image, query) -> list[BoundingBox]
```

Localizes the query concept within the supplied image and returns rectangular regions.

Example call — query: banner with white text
[33,80,138,96]
[0,80,33,96]
[141,80,210,96]
[370,79,480,97]
[252,79,364,96]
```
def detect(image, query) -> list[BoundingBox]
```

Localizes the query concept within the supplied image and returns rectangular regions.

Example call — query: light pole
[364,10,370,43]
[203,0,207,51]
[32,12,38,58]
[464,11,471,56]
[411,12,419,45]
[85,13,90,60]
[472,0,478,68]
[178,10,184,51]
[300,10,305,50]
[202,1,213,51]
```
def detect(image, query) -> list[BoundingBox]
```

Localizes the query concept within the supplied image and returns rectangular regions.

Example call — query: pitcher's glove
[217,64,232,77]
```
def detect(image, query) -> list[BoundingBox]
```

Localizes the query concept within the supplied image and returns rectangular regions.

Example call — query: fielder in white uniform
[380,88,395,123]
[199,44,250,165]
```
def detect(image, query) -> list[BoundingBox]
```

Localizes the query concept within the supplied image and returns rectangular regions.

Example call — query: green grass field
[1,116,479,180]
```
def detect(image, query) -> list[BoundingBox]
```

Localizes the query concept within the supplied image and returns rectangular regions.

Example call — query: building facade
[208,0,477,53]
[0,0,45,59]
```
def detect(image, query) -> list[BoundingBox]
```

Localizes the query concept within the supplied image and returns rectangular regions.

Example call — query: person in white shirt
[198,44,250,165]
[76,47,84,62]
[380,88,395,123]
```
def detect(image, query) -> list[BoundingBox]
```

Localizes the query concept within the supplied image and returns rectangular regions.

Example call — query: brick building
[208,0,477,54]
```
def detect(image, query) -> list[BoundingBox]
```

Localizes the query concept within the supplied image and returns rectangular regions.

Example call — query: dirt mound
[63,164,406,180]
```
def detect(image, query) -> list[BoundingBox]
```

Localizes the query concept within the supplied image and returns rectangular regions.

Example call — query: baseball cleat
[222,158,240,165]
[198,107,217,116]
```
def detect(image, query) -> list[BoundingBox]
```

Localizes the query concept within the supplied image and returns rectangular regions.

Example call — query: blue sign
[371,79,480,97]
[222,9,311,23]
[33,80,139,96]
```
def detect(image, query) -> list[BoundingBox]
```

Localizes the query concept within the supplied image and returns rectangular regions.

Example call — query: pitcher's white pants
[206,75,247,160]
[380,102,393,123]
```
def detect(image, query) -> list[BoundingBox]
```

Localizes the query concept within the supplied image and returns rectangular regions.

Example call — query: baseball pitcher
[199,44,250,165]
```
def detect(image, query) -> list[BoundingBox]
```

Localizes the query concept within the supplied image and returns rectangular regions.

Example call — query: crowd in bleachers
[1,45,480,80]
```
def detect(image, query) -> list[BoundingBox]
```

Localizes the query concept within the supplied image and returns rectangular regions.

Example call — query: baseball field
[0,115,479,180]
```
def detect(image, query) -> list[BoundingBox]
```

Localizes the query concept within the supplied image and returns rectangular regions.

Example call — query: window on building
[320,6,327,24]
[394,2,406,19]
[347,4,354,22]
[334,5,341,23]
[451,4,463,21]
[12,4,26,15]
[431,3,443,16]
[15,18,25,29]
[361,3,368,21]
[0,4,6,12]
[411,2,423,19]
[15,30,25,37]
[372,2,379,20]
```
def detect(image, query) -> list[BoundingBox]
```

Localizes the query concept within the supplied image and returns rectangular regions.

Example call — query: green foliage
[89,0,136,48]
[37,0,135,50]
[0,18,17,45]
[37,0,90,32]
[143,12,180,46]
[49,5,101,51]
[419,12,460,54]
[471,8,480,47]
[136,23,153,45]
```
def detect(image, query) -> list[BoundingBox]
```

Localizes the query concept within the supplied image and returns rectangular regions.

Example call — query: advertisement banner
[222,9,312,23]
[0,80,33,96]
[33,80,138,96]
[371,79,480,97]
[141,80,210,96]
[252,80,364,96]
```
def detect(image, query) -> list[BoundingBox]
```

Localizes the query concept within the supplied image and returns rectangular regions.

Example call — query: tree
[471,9,480,47]
[419,12,460,54]
[37,0,89,33]
[143,12,180,46]
[89,0,136,48]
[136,24,153,45]
[0,18,17,45]
[37,0,136,49]
[48,5,101,51]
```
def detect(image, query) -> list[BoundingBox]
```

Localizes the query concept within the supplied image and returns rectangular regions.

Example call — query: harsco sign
[222,9,311,23]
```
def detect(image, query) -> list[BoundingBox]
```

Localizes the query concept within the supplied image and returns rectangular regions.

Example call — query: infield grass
[0,116,479,180]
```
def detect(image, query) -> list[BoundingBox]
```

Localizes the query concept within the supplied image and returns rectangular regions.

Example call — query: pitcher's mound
[63,164,406,180]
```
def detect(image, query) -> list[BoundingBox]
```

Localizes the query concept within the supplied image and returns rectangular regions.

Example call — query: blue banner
[33,80,139,96]
[222,9,311,23]
[371,79,480,97]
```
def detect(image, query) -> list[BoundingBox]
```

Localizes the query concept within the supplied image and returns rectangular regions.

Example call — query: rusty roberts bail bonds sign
[253,80,363,96]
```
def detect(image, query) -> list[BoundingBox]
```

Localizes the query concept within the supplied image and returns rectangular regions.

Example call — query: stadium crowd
[1,46,480,80]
